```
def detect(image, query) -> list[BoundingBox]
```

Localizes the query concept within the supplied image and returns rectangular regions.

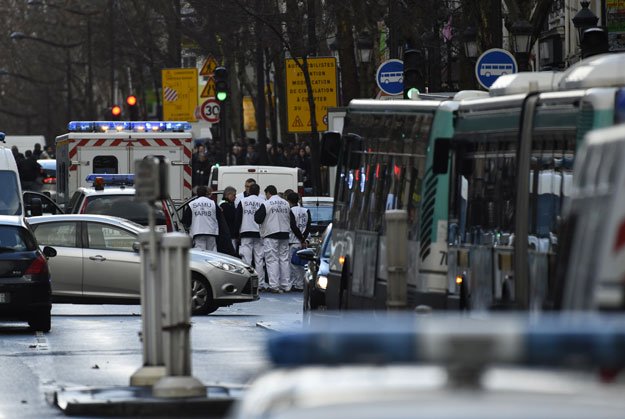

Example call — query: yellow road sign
[200,56,218,76]
[162,68,198,122]
[201,78,216,98]
[285,57,338,133]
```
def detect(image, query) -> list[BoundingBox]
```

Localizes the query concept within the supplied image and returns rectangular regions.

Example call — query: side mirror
[296,248,316,261]
[30,197,43,217]
[320,131,341,166]
[132,242,141,253]
[432,138,450,175]
[42,246,57,258]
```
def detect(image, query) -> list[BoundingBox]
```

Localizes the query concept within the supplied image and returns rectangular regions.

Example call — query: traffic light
[214,66,228,101]
[111,105,122,120]
[403,49,422,100]
[126,95,139,121]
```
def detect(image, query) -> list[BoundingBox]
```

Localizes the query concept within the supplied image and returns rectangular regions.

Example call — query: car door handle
[89,255,106,262]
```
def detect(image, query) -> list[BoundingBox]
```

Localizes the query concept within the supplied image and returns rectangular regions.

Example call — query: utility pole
[306,0,322,195]
[255,0,269,164]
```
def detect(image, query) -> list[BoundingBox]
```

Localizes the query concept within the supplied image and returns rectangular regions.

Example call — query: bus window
[450,135,517,245]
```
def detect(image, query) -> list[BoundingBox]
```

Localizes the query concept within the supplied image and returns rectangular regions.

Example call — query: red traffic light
[111,105,122,117]
[126,95,137,106]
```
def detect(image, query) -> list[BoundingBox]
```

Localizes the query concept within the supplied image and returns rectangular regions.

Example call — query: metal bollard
[153,233,205,398]
[385,210,408,309]
[130,231,166,386]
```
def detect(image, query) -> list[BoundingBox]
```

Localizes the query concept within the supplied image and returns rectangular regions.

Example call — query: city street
[0,293,302,418]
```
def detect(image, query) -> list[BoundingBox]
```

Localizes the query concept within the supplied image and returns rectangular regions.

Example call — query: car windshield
[305,205,333,224]
[83,195,167,226]
[0,225,36,252]
[0,171,22,216]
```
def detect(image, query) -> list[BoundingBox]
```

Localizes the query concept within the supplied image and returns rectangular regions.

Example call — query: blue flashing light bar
[616,88,625,124]
[67,121,95,132]
[268,315,625,369]
[85,174,135,186]
[68,121,192,133]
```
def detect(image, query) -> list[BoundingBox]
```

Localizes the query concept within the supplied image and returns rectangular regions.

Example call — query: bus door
[447,132,518,310]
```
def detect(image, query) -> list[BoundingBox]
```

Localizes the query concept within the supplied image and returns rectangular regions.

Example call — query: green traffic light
[407,88,420,100]
[217,91,227,101]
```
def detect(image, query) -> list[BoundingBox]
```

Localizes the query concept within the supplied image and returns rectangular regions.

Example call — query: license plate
[0,293,9,303]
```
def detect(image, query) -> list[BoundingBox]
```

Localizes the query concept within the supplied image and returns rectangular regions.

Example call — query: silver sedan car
[27,214,259,315]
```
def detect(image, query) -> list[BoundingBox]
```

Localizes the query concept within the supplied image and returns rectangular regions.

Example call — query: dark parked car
[0,216,56,332]
[303,224,331,313]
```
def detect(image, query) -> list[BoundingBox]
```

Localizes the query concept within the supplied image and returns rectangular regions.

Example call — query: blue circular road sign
[475,48,518,90]
[376,59,404,96]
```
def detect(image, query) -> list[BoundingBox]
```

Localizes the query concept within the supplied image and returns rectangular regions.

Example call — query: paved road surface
[0,292,302,418]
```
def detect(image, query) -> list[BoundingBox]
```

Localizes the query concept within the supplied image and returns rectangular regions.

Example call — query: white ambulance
[55,121,193,208]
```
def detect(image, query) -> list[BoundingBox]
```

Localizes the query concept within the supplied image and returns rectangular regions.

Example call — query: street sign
[376,59,404,96]
[200,78,216,98]
[161,68,198,122]
[199,55,218,76]
[475,48,518,90]
[200,99,220,123]
[285,57,338,133]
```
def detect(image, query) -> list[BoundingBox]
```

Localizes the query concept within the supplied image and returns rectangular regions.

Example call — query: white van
[557,124,625,311]
[209,165,304,197]
[0,139,25,216]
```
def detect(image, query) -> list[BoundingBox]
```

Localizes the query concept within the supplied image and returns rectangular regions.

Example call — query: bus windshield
[333,111,432,239]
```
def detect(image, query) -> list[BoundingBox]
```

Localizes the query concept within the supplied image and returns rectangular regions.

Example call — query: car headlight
[207,260,247,275]
[316,275,328,290]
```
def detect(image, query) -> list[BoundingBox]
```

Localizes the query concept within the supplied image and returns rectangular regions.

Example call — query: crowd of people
[10,143,55,191]
[182,178,311,293]
[191,138,313,188]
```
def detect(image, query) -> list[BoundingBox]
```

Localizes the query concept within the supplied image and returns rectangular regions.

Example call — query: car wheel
[191,274,219,315]
[28,310,51,333]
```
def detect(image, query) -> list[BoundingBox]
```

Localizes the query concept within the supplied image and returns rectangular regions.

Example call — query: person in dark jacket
[220,186,237,250]
[192,152,211,187]
[18,150,42,191]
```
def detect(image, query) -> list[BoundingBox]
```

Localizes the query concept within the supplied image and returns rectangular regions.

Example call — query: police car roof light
[85,173,135,186]
[67,121,192,132]
[267,315,625,368]
[67,121,95,132]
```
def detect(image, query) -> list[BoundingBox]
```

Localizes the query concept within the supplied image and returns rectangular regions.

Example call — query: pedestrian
[32,143,44,159]
[192,151,211,187]
[245,144,259,165]
[254,185,291,293]
[220,186,238,250]
[18,150,42,192]
[188,186,220,252]
[235,183,267,290]
[235,178,257,207]
[287,192,311,292]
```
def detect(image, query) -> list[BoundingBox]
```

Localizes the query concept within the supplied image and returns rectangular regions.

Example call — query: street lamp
[26,0,100,119]
[572,1,599,42]
[356,32,373,64]
[510,20,533,71]
[462,26,479,59]
[572,1,607,59]
[10,31,83,121]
